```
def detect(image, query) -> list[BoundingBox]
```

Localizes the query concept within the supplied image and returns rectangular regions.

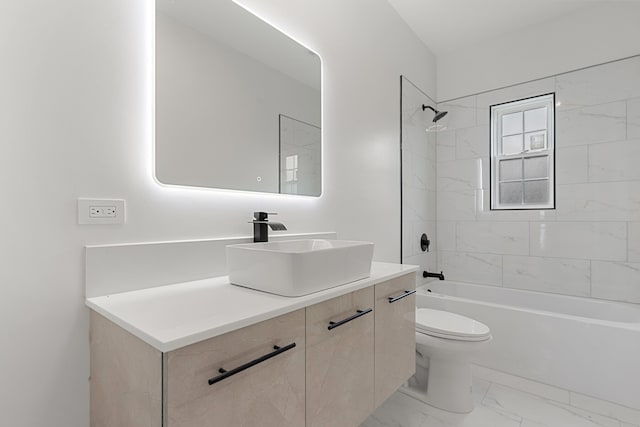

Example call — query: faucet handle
[253,211,278,221]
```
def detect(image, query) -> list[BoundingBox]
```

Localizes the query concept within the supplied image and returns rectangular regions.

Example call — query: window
[285,154,299,183]
[490,93,555,210]
[283,154,299,193]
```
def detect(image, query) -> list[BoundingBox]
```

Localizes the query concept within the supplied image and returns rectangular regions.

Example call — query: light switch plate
[78,198,126,225]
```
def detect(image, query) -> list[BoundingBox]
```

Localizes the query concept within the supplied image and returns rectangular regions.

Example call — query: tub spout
[423,270,445,280]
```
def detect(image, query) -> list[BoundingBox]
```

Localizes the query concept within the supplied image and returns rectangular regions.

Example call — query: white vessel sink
[226,239,374,297]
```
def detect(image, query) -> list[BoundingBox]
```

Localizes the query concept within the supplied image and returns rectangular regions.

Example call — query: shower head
[433,110,448,122]
[422,104,448,123]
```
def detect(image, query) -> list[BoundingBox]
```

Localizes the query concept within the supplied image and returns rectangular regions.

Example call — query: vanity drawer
[164,309,305,427]
[374,273,416,407]
[306,287,374,427]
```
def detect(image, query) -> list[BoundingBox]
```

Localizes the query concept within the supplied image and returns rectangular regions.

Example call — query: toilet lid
[416,308,491,340]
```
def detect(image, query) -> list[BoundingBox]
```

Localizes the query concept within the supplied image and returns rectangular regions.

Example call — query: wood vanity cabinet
[90,311,163,427]
[306,287,375,427]
[89,272,416,427]
[90,309,305,427]
[373,273,416,407]
[164,309,305,427]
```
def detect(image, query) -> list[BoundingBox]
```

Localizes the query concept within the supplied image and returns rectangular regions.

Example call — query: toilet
[402,308,491,413]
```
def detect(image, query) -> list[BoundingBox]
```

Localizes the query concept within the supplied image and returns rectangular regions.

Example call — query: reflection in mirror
[279,115,321,196]
[155,0,321,196]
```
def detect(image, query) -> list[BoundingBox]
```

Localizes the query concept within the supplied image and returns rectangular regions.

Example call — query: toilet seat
[416,308,491,342]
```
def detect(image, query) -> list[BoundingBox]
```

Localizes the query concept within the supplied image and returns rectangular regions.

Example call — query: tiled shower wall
[402,77,437,275]
[435,56,640,303]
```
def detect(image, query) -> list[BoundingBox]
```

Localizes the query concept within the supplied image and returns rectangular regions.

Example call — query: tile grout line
[476,365,640,424]
[626,99,629,141]
[592,259,593,300]
[587,142,591,183]
[627,221,630,263]
[481,380,492,403]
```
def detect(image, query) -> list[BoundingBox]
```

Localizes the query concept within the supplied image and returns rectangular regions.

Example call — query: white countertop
[86,261,418,352]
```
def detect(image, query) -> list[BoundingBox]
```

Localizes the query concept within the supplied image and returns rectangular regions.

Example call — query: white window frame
[490,93,555,210]
[284,154,299,183]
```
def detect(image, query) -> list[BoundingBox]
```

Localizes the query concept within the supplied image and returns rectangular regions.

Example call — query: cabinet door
[306,287,374,427]
[374,273,416,407]
[90,311,162,427]
[165,309,305,427]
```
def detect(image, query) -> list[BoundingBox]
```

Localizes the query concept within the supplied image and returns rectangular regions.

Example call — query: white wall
[0,0,435,425]
[437,3,640,101]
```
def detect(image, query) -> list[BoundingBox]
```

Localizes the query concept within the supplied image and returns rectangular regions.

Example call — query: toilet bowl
[402,308,491,413]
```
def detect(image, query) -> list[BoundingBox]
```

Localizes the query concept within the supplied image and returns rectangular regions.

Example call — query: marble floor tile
[363,389,520,427]
[521,420,549,427]
[472,365,571,404]
[419,402,521,427]
[472,377,491,404]
[361,392,430,427]
[570,392,640,426]
[483,384,620,427]
[363,374,629,427]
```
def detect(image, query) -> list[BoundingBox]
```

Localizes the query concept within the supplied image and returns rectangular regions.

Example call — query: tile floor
[361,367,640,427]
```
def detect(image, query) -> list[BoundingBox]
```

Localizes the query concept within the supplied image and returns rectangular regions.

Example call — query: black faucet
[423,270,445,280]
[252,212,287,242]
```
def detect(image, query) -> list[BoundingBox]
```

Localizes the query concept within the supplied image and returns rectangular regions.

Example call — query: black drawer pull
[388,290,416,303]
[208,342,296,386]
[328,308,373,330]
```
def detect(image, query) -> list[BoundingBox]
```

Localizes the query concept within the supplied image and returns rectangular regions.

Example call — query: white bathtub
[416,280,640,410]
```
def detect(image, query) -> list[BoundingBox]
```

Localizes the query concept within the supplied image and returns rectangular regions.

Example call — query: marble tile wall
[435,56,640,304]
[402,77,437,276]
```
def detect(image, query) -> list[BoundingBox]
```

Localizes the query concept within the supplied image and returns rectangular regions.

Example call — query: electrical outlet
[103,206,117,217]
[89,206,117,218]
[89,207,103,217]
[78,199,125,225]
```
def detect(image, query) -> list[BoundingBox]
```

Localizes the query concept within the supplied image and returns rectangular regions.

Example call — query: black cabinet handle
[328,308,373,330]
[208,342,296,386]
[388,290,416,303]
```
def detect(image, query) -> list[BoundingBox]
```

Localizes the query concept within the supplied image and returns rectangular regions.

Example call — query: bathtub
[416,280,640,410]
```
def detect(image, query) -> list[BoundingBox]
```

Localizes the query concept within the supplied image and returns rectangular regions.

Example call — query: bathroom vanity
[87,262,417,427]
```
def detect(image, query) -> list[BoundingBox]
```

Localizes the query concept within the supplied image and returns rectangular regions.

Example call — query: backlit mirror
[155,0,322,196]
